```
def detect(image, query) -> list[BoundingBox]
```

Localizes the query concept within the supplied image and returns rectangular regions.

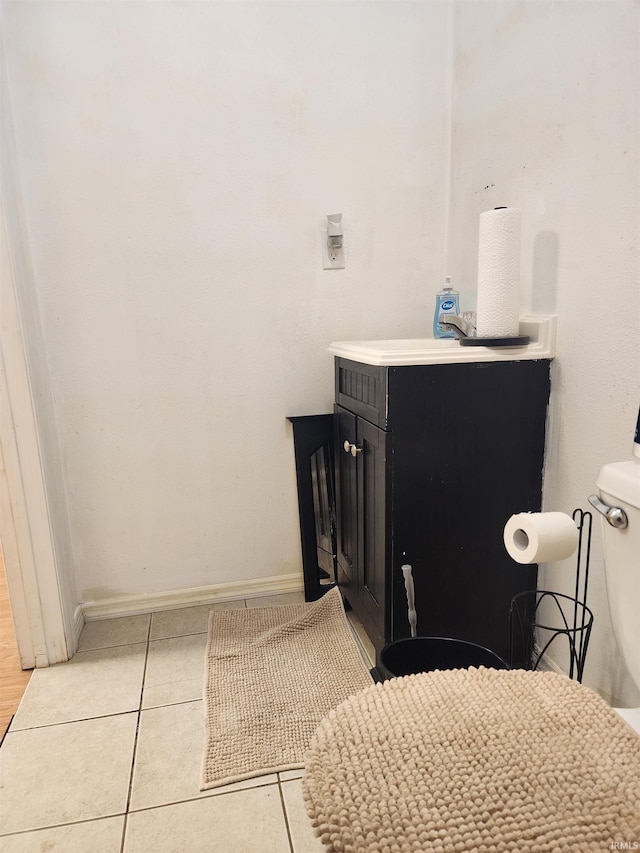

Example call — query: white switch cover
[321,229,345,269]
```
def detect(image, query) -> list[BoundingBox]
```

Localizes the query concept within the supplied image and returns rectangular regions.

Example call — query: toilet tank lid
[596,460,640,509]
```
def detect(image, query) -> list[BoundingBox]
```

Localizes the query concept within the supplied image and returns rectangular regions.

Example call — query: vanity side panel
[388,359,551,663]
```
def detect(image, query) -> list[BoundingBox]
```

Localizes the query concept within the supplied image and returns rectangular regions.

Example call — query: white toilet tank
[596,460,640,690]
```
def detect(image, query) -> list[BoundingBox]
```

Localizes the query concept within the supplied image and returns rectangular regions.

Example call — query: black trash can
[378,636,509,680]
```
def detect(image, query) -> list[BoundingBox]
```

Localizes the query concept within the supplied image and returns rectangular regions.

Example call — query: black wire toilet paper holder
[508,508,594,682]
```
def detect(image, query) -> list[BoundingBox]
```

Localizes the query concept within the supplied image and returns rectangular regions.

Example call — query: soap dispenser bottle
[433,276,460,339]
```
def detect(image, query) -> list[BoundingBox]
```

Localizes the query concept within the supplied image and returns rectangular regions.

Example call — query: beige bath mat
[200,586,372,790]
[304,667,640,852]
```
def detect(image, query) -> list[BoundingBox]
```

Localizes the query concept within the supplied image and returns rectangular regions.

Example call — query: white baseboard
[81,573,304,621]
[70,604,85,653]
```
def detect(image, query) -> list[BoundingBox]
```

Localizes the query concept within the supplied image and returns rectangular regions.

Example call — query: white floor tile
[129,700,205,811]
[0,816,125,852]
[78,614,151,651]
[142,633,207,709]
[245,592,306,608]
[123,787,291,853]
[0,600,341,851]
[10,643,146,730]
[279,768,304,781]
[0,714,137,835]
[129,700,278,811]
[150,600,246,640]
[281,779,326,853]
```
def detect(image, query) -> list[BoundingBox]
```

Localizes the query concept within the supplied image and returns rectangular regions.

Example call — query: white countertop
[328,316,557,366]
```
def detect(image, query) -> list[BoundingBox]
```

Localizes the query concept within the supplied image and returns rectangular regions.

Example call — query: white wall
[1,1,450,602]
[449,0,640,705]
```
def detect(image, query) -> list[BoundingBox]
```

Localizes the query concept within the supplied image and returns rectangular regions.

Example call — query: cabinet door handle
[343,440,362,457]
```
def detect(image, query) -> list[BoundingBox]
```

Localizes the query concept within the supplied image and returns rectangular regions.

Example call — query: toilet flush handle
[587,494,628,529]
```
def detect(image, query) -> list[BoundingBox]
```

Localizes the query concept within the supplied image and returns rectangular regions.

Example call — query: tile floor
[0,590,375,852]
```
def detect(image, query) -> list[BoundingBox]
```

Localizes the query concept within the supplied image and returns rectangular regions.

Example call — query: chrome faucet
[438,313,477,340]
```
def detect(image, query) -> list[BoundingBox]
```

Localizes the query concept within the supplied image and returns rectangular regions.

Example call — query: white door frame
[0,193,70,669]
[1,22,74,668]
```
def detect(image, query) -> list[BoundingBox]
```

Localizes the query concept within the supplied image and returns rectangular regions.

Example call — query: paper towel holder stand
[438,313,530,347]
[508,508,594,682]
[459,334,530,347]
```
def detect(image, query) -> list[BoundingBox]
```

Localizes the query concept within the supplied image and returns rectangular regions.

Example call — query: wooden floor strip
[0,551,32,740]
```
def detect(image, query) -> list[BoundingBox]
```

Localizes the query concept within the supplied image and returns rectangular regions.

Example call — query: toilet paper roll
[476,207,521,338]
[503,512,579,564]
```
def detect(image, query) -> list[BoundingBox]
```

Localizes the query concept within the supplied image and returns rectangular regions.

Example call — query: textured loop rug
[200,587,372,790]
[303,667,640,853]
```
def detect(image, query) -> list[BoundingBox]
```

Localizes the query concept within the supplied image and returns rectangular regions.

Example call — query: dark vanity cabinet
[334,402,390,642]
[333,356,551,666]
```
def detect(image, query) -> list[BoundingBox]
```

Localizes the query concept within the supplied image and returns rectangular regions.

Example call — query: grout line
[120,614,153,853]
[6,708,140,734]
[0,714,15,748]
[76,639,150,653]
[147,629,209,643]
[139,696,203,713]
[0,813,126,841]
[125,778,281,816]
[277,778,295,853]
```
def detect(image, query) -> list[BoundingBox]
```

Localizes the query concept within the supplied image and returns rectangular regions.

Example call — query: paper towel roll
[476,207,521,338]
[503,512,578,564]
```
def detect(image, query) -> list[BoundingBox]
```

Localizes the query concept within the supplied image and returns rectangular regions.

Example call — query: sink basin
[328,316,556,366]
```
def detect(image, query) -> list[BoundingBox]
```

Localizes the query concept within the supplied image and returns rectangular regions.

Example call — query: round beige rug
[303,668,640,852]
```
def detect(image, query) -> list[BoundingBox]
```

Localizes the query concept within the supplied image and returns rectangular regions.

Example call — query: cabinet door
[334,406,357,596]
[357,417,389,640]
